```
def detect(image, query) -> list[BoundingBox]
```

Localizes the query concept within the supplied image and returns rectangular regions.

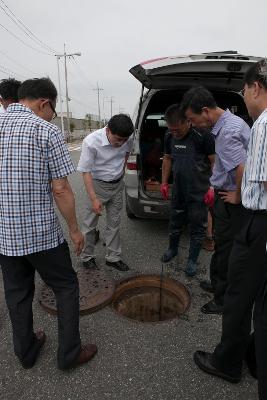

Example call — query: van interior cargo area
[139,89,251,199]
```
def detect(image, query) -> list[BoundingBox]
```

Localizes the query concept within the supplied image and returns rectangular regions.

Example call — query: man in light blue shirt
[181,86,250,314]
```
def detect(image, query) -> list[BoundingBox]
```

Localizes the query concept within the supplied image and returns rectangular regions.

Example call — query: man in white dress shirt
[78,114,134,271]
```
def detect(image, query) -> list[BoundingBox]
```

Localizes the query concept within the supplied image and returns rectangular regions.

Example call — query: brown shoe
[202,237,215,252]
[73,344,98,367]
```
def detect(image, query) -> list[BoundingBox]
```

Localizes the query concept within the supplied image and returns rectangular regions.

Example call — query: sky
[0,0,266,119]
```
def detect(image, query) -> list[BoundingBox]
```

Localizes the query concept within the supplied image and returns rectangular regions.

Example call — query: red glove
[160,183,169,200]
[204,187,214,208]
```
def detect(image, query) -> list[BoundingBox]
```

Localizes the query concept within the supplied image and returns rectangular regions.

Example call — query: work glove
[160,183,169,200]
[204,187,214,208]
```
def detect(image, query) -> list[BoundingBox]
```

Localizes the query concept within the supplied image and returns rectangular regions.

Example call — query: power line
[0,63,27,79]
[0,0,57,54]
[0,22,51,56]
[69,57,94,89]
[0,50,39,76]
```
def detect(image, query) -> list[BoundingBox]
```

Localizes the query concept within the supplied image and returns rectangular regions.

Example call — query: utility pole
[55,45,81,141]
[93,82,103,128]
[107,96,114,118]
[56,56,64,134]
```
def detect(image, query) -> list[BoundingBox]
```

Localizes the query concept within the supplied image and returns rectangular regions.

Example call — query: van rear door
[129,51,262,91]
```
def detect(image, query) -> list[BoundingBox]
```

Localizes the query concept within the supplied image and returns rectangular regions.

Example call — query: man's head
[18,77,57,122]
[106,114,134,147]
[164,104,190,138]
[0,78,21,110]
[181,86,218,129]
[242,59,267,120]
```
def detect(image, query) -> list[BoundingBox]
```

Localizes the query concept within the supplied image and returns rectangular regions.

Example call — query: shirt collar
[6,103,34,114]
[101,126,111,146]
[212,109,231,136]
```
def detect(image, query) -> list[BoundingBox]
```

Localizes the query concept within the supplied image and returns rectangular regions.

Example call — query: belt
[253,210,267,215]
[95,175,123,184]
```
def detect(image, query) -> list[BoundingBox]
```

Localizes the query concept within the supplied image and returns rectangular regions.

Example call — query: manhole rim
[110,273,191,324]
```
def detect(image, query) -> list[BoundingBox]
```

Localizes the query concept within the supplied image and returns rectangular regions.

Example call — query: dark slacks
[210,193,246,305]
[169,200,207,244]
[254,274,267,400]
[0,241,81,369]
[212,212,267,378]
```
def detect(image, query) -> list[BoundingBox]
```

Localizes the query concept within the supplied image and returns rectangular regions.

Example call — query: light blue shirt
[242,109,267,210]
[77,127,133,181]
[210,110,251,190]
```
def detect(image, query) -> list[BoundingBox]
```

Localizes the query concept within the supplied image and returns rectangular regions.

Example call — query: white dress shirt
[77,127,133,181]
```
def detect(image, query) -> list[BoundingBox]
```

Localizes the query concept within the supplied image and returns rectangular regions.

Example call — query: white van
[125,51,261,219]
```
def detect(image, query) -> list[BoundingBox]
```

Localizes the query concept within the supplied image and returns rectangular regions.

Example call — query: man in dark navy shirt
[160,104,215,276]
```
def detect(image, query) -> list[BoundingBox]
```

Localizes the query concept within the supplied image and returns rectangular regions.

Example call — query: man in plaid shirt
[0,78,97,370]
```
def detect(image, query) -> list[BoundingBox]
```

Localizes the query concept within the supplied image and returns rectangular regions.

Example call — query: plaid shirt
[0,104,75,256]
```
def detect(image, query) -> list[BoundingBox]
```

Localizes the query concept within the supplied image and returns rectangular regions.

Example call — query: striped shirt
[210,109,250,190]
[242,109,267,210]
[0,103,75,256]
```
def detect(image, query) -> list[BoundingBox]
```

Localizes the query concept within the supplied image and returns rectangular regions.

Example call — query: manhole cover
[111,274,191,322]
[39,269,115,315]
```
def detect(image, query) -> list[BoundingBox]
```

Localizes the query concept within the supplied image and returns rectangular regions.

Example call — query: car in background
[125,51,262,219]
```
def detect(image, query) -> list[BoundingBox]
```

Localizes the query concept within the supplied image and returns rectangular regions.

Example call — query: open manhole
[39,269,115,315]
[111,275,191,322]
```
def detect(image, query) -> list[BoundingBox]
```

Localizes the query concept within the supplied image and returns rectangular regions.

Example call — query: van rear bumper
[126,191,170,220]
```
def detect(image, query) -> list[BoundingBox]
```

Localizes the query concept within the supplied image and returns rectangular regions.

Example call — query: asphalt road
[0,145,258,400]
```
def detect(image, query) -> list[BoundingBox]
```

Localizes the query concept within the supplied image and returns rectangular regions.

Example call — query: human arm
[208,154,215,171]
[52,177,84,255]
[219,163,245,204]
[82,172,103,215]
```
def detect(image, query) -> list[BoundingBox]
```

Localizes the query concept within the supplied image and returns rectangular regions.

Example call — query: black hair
[164,104,186,125]
[0,78,21,102]
[107,114,134,137]
[18,77,57,101]
[180,86,217,114]
[244,59,267,89]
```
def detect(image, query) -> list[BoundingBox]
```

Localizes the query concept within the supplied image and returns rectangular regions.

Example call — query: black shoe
[83,259,99,270]
[160,248,178,263]
[201,300,223,315]
[193,351,241,383]
[245,333,257,379]
[200,280,215,293]
[106,260,129,271]
[21,331,46,369]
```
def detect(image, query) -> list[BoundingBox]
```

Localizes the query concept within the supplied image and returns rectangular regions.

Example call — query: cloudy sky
[0,0,265,118]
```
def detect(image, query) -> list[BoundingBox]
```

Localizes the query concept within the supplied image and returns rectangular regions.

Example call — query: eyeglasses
[238,88,245,97]
[48,101,57,119]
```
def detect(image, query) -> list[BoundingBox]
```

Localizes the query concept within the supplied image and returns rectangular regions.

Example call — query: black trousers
[169,200,207,244]
[210,193,246,305]
[254,274,267,400]
[0,241,81,369]
[212,212,267,378]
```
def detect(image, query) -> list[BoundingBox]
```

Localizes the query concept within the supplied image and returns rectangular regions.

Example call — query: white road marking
[68,145,82,152]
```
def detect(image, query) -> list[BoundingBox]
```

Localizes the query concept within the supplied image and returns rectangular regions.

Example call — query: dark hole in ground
[111,275,191,323]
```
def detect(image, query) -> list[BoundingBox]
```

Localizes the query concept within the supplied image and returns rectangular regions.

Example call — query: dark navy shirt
[164,128,215,202]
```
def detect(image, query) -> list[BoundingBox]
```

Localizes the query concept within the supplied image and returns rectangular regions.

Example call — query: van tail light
[127,155,138,170]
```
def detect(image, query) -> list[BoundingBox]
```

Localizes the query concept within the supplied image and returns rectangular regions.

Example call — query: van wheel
[126,199,136,219]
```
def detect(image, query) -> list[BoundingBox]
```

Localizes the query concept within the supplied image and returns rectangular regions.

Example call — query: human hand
[218,190,241,204]
[204,187,214,208]
[92,198,103,215]
[69,229,84,256]
[160,183,169,200]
